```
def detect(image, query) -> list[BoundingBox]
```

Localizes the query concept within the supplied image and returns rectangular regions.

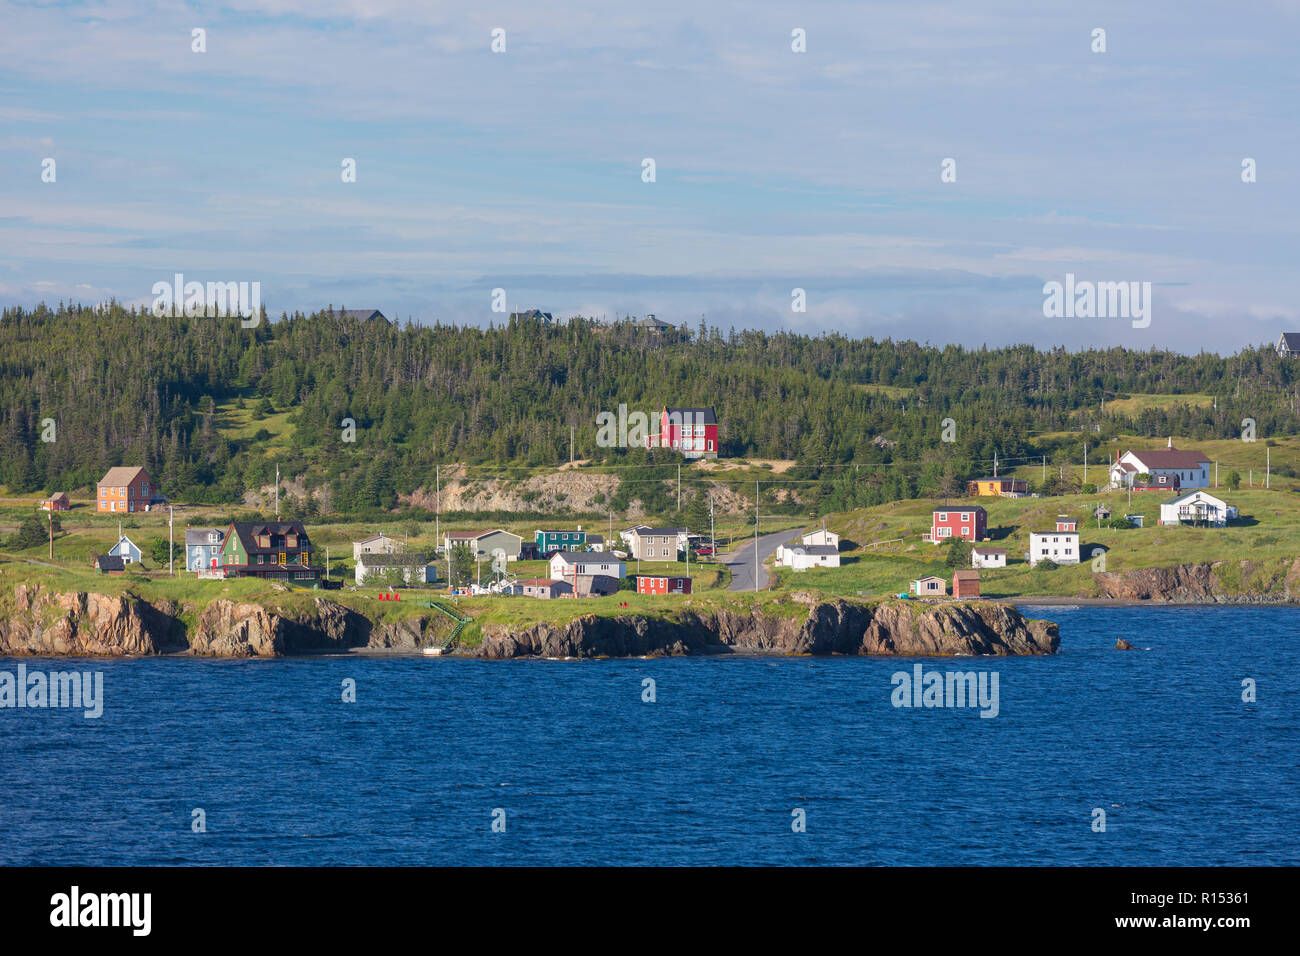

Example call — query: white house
[355,554,437,586]
[1159,490,1237,527]
[353,532,400,562]
[108,534,142,565]
[1028,530,1080,566]
[775,542,840,571]
[549,551,626,580]
[971,547,1007,569]
[1109,440,1211,490]
[1277,332,1300,357]
[800,528,840,549]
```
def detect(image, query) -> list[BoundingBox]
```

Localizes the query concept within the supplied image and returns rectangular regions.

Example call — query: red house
[648,406,718,459]
[930,506,987,543]
[635,575,693,595]
[40,492,70,511]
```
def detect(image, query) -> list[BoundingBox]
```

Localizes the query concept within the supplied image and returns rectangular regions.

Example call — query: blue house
[186,527,225,572]
[108,534,142,565]
[535,528,586,555]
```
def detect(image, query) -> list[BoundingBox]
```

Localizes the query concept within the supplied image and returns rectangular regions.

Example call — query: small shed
[94,554,126,575]
[952,569,980,599]
[910,575,947,596]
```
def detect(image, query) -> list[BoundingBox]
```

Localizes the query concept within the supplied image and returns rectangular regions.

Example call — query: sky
[2,0,1298,352]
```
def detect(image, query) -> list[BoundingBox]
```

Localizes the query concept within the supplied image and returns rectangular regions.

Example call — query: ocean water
[1,606,1295,866]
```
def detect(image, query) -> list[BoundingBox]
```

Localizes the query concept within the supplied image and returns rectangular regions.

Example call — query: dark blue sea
[2,606,1296,866]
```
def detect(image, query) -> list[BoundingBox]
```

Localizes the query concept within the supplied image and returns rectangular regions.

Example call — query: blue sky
[2,0,1298,351]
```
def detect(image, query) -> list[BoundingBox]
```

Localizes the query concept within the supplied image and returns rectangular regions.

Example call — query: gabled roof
[520,577,565,587]
[109,534,140,554]
[953,570,980,581]
[335,309,387,322]
[1161,490,1226,506]
[95,555,125,571]
[794,545,838,556]
[586,534,604,543]
[663,407,717,425]
[550,551,620,564]
[99,466,149,487]
[1280,332,1300,350]
[639,315,674,328]
[185,527,224,547]
[44,491,69,501]
[446,528,520,542]
[225,521,313,555]
[358,552,430,567]
[932,505,986,514]
[972,547,1006,554]
[913,575,946,584]
[631,526,685,536]
[1124,447,1210,470]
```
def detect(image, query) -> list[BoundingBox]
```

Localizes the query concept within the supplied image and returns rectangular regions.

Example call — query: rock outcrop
[0,584,183,656]
[475,600,1059,659]
[1092,558,1300,603]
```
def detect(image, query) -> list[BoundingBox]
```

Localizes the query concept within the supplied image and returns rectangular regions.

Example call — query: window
[937,513,947,521]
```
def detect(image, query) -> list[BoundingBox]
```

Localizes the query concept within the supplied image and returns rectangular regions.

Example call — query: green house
[536,529,586,555]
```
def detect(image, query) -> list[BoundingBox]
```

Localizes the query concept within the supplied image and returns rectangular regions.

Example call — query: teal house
[536,528,586,555]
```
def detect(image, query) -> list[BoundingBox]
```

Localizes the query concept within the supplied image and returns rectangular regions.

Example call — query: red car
[693,545,714,556]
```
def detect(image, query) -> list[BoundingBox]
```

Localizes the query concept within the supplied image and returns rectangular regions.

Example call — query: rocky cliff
[1,584,1056,659]
[476,600,1060,659]
[1092,558,1300,603]
[0,585,447,657]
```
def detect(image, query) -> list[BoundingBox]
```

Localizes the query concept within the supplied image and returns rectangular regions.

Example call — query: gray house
[1278,332,1300,357]
[442,529,523,562]
[356,552,437,586]
[625,527,684,561]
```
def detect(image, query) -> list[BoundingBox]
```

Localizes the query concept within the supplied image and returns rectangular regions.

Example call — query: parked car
[693,545,714,556]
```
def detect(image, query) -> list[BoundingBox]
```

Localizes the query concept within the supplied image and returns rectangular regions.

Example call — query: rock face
[190,598,375,657]
[0,585,446,657]
[1092,559,1300,603]
[476,600,1059,659]
[0,584,184,656]
[1115,638,1135,650]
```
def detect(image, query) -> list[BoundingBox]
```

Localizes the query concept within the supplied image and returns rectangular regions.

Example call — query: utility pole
[677,464,681,512]
[1215,461,1218,488]
[1267,445,1270,489]
[709,494,715,559]
[48,509,53,559]
[1083,444,1088,485]
[326,546,331,579]
[570,425,575,465]
[1042,455,1046,486]
[754,480,759,593]
[275,463,280,519]
[168,505,174,576]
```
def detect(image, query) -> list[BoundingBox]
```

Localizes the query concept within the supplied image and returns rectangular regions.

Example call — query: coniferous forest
[2,301,1297,515]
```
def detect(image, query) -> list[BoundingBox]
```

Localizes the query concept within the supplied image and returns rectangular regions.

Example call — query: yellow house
[967,476,1029,497]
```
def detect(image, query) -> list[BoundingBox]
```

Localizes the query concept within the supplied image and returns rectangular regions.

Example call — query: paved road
[725,530,792,591]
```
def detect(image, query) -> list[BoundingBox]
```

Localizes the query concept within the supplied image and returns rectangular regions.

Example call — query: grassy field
[771,485,1300,599]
